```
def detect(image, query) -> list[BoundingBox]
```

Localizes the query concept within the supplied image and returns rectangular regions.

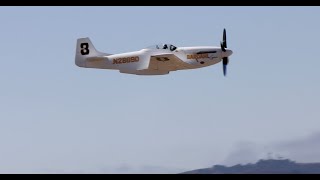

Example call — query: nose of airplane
[226,49,233,56]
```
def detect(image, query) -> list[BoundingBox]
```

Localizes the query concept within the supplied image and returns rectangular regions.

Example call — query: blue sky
[0,6,320,173]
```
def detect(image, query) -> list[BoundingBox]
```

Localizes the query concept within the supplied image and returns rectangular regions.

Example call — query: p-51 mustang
[75,29,233,76]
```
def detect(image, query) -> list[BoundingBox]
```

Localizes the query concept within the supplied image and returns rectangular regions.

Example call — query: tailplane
[75,38,111,67]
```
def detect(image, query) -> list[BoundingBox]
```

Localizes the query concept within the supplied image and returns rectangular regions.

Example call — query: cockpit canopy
[145,43,177,51]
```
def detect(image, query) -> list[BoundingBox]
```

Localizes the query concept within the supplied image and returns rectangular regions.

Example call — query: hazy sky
[0,6,320,173]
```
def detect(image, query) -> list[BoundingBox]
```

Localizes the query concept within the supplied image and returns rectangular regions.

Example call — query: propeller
[221,28,227,50]
[222,57,228,76]
[220,28,230,76]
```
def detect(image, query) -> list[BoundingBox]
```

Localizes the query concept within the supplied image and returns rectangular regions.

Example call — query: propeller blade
[222,57,229,76]
[223,28,227,48]
[223,57,229,65]
[221,42,226,52]
[223,64,227,76]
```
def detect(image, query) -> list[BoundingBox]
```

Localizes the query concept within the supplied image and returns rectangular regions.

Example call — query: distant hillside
[181,159,320,174]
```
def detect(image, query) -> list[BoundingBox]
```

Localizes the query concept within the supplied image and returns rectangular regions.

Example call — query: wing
[148,53,189,71]
[118,52,189,75]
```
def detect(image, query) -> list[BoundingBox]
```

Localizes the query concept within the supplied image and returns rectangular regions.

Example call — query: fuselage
[83,46,232,75]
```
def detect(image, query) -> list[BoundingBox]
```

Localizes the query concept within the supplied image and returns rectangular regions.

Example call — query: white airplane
[75,29,233,76]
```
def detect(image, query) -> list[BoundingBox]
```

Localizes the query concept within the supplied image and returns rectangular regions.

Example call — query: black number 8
[80,43,90,55]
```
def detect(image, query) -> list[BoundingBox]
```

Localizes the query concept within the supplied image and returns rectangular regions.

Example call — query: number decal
[80,43,89,55]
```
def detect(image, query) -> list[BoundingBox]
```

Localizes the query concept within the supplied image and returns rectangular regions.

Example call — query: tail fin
[75,37,111,67]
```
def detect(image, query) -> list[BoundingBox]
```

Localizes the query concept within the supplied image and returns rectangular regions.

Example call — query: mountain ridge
[181,159,320,174]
